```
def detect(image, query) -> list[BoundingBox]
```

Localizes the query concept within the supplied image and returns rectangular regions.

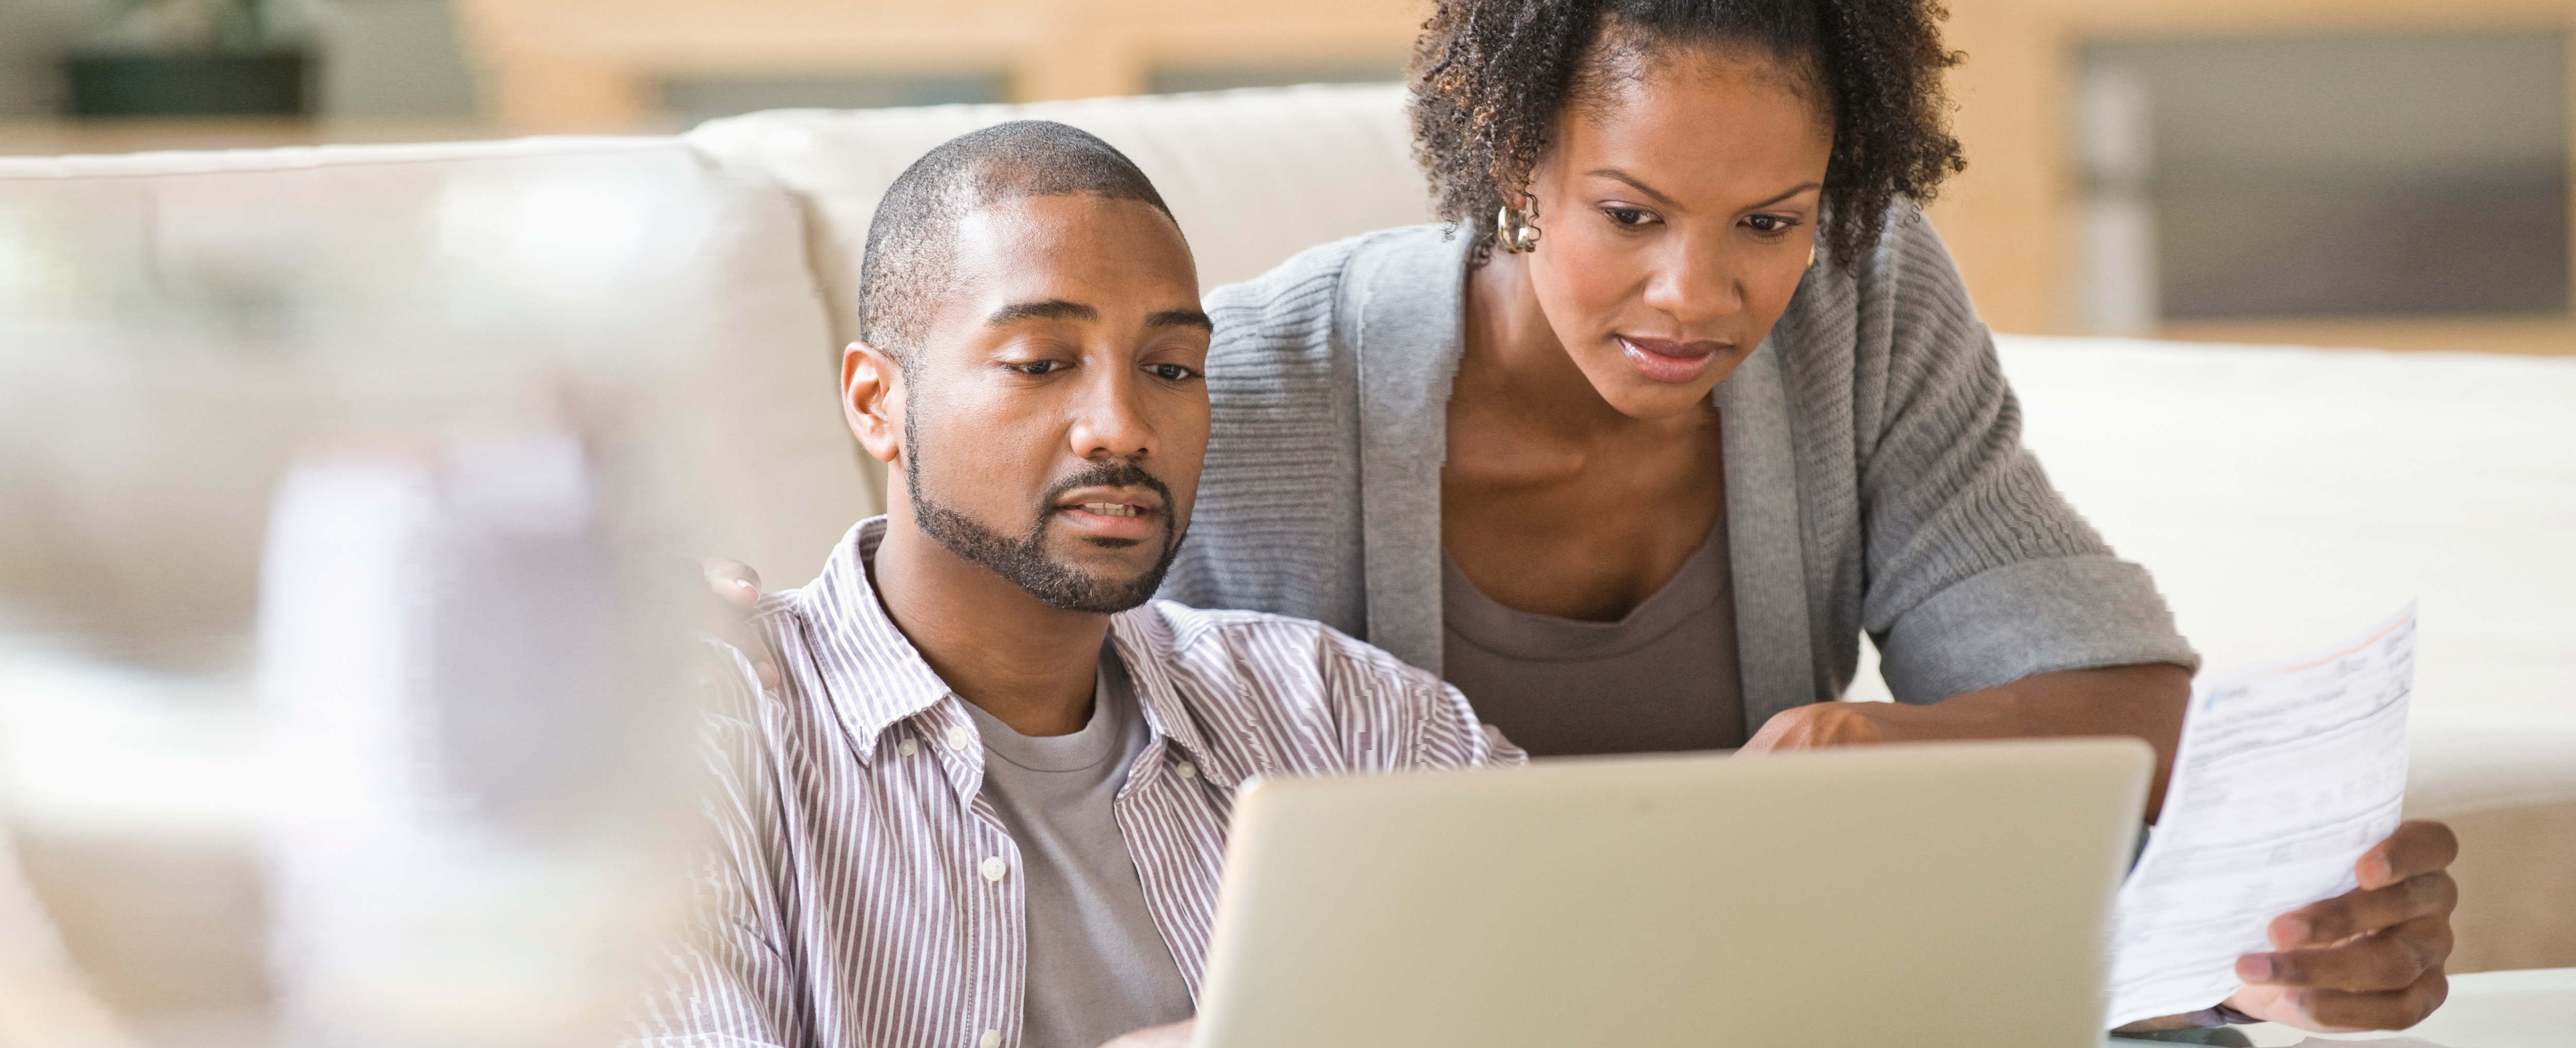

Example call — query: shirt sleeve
[1312,625,1530,770]
[626,643,808,1048]
[1853,212,2199,703]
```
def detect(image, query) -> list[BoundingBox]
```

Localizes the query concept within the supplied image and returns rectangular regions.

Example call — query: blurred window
[661,73,1005,124]
[1147,62,1404,95]
[2079,32,2570,321]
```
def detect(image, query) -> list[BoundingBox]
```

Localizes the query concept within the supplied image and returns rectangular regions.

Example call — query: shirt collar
[786,517,1229,787]
[1104,611,1234,791]
[782,517,957,765]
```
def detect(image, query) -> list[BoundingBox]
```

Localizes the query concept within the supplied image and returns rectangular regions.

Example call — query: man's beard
[906,416,1184,614]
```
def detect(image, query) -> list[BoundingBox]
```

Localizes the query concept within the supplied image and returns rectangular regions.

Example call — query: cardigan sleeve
[1849,212,2199,703]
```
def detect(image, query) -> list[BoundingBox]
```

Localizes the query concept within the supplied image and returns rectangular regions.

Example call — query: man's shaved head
[858,121,1178,367]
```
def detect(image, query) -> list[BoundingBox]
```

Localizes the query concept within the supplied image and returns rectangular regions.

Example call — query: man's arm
[630,644,806,1048]
[1293,617,1527,771]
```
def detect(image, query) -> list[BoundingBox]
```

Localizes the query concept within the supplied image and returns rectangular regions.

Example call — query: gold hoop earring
[1807,244,1818,268]
[1497,205,1541,254]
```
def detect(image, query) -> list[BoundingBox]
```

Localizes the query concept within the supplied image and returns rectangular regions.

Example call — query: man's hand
[1097,1020,1192,1047]
[701,557,780,690]
[2222,820,2458,1032]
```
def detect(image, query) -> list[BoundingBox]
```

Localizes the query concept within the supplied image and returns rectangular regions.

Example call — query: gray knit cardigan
[1159,211,2196,737]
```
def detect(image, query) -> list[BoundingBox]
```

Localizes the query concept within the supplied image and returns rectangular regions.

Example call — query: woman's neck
[1446,246,1729,621]
[1459,250,1697,445]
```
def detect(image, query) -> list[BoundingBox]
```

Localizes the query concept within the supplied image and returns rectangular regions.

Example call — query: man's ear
[842,341,904,466]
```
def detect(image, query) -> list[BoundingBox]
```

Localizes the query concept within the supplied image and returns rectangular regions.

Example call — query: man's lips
[1052,485,1164,514]
[1051,487,1164,540]
[1617,335,1731,384]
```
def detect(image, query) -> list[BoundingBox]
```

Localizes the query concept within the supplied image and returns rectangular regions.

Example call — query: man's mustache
[1040,459,1174,512]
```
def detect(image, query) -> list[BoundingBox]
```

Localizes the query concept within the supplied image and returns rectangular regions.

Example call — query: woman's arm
[1740,663,2186,817]
[1828,208,2197,706]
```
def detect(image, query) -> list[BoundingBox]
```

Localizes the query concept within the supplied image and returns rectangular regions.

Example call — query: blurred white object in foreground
[257,428,700,1048]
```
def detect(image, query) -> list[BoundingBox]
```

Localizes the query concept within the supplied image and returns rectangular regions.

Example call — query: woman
[723,0,2459,1033]
[1165,0,2194,765]
[1160,0,2453,1033]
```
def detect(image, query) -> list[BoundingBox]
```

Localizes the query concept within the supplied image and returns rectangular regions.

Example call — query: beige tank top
[1439,515,1745,757]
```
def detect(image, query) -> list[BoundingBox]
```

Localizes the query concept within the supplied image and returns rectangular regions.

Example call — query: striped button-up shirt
[636,518,1520,1048]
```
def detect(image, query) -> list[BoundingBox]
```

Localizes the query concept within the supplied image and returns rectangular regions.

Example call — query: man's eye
[1010,360,1067,376]
[1147,363,1201,382]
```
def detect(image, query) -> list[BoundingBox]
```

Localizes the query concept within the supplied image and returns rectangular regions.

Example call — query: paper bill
[2106,605,2417,1028]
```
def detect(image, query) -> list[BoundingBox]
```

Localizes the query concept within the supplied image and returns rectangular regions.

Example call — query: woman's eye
[1147,363,1201,382]
[1604,207,1656,228]
[1744,214,1801,235]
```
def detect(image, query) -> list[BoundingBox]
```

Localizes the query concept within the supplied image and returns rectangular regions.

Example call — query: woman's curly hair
[1410,0,1966,267]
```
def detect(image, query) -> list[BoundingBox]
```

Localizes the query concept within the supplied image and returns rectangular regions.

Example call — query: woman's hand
[1736,700,1888,753]
[1097,1020,1192,1047]
[2221,820,2458,1032]
[1736,665,2189,820]
[701,557,779,690]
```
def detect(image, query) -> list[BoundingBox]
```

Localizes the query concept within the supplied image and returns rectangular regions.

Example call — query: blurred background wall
[0,1,477,118]
[1,0,2566,355]
[1930,0,2573,355]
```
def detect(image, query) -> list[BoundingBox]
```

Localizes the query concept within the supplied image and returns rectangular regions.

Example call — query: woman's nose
[1641,239,1744,325]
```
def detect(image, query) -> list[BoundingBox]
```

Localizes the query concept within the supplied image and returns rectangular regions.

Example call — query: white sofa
[1,85,2569,1033]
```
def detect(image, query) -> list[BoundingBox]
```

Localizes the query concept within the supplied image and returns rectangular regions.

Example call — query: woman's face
[1520,48,1836,420]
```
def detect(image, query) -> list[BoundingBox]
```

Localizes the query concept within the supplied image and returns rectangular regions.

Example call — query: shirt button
[947,726,971,751]
[979,1030,1001,1048]
[1174,761,1197,780]
[896,738,918,758]
[980,856,1007,882]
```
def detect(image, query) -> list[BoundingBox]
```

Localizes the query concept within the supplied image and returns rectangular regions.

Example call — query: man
[633,121,1517,1048]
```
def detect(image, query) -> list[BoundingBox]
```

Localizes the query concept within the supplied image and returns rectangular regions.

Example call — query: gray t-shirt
[1439,513,1745,756]
[964,647,1194,1048]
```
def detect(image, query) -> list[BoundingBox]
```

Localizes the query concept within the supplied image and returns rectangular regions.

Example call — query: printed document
[2107,605,2417,1028]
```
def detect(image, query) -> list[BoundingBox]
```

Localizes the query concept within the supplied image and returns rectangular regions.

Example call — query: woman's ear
[842,341,904,466]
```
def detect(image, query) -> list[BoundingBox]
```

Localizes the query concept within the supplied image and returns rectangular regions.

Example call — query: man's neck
[868,506,1106,738]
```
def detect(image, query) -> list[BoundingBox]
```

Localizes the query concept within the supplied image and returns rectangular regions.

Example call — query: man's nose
[1068,362,1155,462]
[1639,233,1745,327]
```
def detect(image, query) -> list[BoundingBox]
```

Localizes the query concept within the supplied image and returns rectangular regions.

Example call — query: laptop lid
[1193,738,2152,1048]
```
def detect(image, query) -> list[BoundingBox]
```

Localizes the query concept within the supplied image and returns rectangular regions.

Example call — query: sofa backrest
[685,83,1436,351]
[1987,335,2576,797]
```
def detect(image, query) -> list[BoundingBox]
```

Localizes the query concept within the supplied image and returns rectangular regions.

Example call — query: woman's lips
[1618,335,1728,384]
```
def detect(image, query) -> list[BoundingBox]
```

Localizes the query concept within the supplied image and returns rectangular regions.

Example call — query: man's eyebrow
[1585,168,1823,211]
[987,299,1098,326]
[1146,308,1214,332]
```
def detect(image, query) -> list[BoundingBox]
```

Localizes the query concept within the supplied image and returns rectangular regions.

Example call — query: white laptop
[1193,738,2153,1048]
